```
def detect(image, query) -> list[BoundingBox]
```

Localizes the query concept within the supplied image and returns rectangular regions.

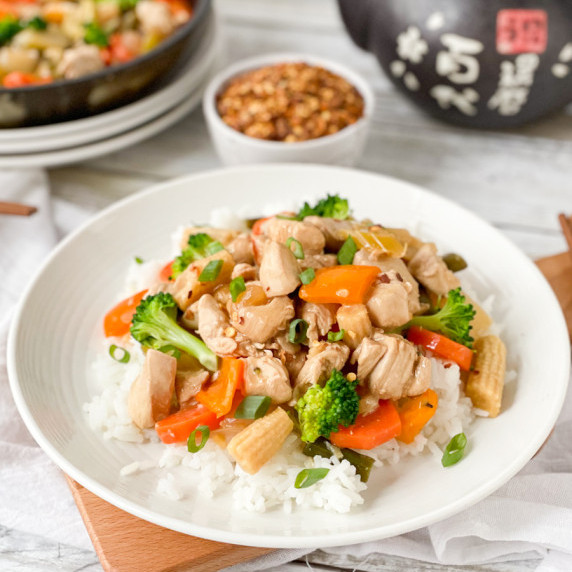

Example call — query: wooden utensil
[0,201,37,216]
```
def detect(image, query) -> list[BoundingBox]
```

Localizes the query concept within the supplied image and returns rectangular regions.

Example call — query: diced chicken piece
[136,0,176,36]
[300,302,337,342]
[231,296,295,344]
[365,271,412,328]
[409,355,432,397]
[175,368,210,407]
[128,349,176,429]
[260,218,325,254]
[231,263,257,282]
[408,243,460,297]
[358,393,379,416]
[352,334,431,400]
[57,45,104,79]
[212,284,233,315]
[352,336,386,380]
[294,342,350,396]
[259,241,301,297]
[354,249,421,314]
[298,253,337,271]
[250,233,268,265]
[283,348,307,379]
[227,233,255,265]
[179,226,239,250]
[0,47,39,73]
[96,0,121,23]
[244,356,292,403]
[167,250,235,311]
[12,28,70,50]
[267,333,306,378]
[195,294,239,356]
[336,304,372,350]
[303,216,356,250]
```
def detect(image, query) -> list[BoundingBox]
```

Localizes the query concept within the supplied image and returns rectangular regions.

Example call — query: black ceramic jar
[338,0,572,128]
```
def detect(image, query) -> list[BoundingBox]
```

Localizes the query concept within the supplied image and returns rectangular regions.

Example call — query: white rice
[83,208,509,513]
[85,337,478,513]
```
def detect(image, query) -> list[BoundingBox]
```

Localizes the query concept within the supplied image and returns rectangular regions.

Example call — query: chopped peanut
[227,407,293,474]
[465,335,506,417]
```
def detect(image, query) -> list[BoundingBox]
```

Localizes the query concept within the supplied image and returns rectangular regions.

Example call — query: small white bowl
[203,53,375,166]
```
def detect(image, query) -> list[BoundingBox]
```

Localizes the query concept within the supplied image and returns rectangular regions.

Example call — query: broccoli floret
[84,22,109,47]
[297,194,350,220]
[0,17,23,46]
[295,369,360,443]
[407,288,476,348]
[130,292,218,371]
[171,233,224,279]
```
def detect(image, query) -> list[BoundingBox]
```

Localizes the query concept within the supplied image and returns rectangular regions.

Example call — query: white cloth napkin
[1,170,571,571]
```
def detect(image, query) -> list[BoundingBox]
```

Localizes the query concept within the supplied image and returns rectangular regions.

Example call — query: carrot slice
[330,400,402,450]
[3,72,52,88]
[407,326,474,371]
[298,265,379,305]
[155,404,220,444]
[251,215,273,236]
[159,260,174,282]
[103,289,148,337]
[396,389,438,444]
[196,357,245,418]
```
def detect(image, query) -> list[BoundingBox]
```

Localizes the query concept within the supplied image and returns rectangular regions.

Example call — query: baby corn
[227,407,294,474]
[465,335,506,417]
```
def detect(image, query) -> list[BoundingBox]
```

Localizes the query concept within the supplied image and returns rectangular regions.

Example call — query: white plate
[0,66,213,168]
[0,15,218,154]
[8,165,570,548]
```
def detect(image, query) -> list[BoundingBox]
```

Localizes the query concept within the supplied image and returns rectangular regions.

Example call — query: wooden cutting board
[65,477,274,572]
[66,251,571,572]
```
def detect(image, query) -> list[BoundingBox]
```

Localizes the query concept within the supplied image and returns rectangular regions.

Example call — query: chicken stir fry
[103,195,505,482]
[0,0,192,87]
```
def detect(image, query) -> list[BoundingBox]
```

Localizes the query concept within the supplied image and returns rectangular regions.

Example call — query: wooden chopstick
[0,201,37,216]
[558,213,572,255]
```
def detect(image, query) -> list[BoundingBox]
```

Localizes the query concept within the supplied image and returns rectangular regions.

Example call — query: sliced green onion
[230,276,246,302]
[337,236,357,265]
[134,256,144,264]
[286,237,305,259]
[199,259,223,282]
[205,241,225,257]
[441,432,467,467]
[327,329,346,342]
[109,344,130,364]
[234,395,272,419]
[289,318,309,344]
[158,345,181,359]
[294,468,329,489]
[187,425,210,453]
[299,268,315,285]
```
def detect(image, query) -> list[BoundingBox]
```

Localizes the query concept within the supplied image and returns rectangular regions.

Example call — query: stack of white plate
[0,14,219,168]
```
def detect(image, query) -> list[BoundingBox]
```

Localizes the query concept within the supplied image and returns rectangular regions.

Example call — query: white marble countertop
[1,0,570,570]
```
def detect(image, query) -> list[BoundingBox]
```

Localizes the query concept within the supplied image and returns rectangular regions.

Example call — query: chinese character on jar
[429,85,480,116]
[488,53,540,116]
[436,34,485,84]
